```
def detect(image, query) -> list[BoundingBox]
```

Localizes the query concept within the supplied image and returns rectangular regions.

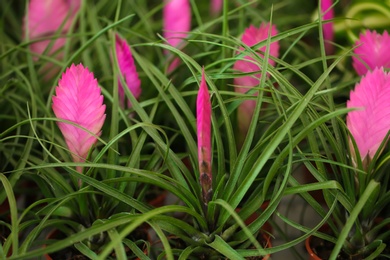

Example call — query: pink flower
[197,68,212,205]
[163,0,191,72]
[24,0,80,56]
[347,68,390,166]
[52,64,106,173]
[210,0,222,16]
[320,0,334,54]
[233,23,279,137]
[114,34,141,109]
[23,0,80,79]
[352,30,390,76]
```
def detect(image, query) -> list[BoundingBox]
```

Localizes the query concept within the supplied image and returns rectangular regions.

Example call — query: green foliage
[1,0,390,259]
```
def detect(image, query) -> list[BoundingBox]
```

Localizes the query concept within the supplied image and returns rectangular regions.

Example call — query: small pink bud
[52,64,106,173]
[114,34,141,109]
[197,68,212,205]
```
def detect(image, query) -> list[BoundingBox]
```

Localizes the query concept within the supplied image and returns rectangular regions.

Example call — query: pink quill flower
[210,0,222,16]
[233,23,279,138]
[52,64,106,173]
[23,0,80,79]
[197,68,212,206]
[163,0,191,72]
[320,0,334,54]
[24,0,80,56]
[347,67,390,167]
[352,30,390,76]
[114,34,141,109]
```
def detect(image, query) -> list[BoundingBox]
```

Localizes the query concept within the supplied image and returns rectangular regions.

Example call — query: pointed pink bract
[197,69,212,178]
[233,23,279,90]
[210,0,222,16]
[52,64,106,172]
[353,30,390,76]
[114,34,141,109]
[233,23,279,136]
[320,0,334,54]
[24,0,80,56]
[163,0,191,72]
[347,68,390,163]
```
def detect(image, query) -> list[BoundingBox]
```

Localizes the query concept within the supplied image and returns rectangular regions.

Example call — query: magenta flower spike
[233,23,279,88]
[347,68,390,167]
[320,0,334,54]
[114,34,141,109]
[23,0,80,79]
[210,0,223,16]
[163,0,191,72]
[24,0,80,56]
[233,23,279,138]
[352,30,390,76]
[52,64,106,173]
[197,68,212,206]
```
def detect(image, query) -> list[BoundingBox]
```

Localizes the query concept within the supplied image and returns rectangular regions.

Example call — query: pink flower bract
[52,64,106,172]
[24,0,80,56]
[347,68,390,164]
[210,0,222,16]
[320,0,334,54]
[197,68,212,205]
[233,23,279,91]
[114,34,141,109]
[352,30,390,76]
[233,23,279,137]
[197,69,212,173]
[163,0,191,72]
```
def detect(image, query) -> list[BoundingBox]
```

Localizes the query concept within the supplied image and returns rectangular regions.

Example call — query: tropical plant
[3,0,390,259]
[298,1,390,259]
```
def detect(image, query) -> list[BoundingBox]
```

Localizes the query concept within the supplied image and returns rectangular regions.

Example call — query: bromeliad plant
[299,2,390,258]
[303,67,390,259]
[6,0,390,259]
[0,0,338,258]
[0,2,180,258]
[132,3,343,259]
[12,62,158,259]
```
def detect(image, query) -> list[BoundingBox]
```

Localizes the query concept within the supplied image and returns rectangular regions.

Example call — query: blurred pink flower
[197,68,212,205]
[347,68,390,166]
[233,23,279,137]
[163,0,191,72]
[210,0,222,16]
[353,30,390,76]
[25,0,79,38]
[24,0,80,56]
[320,0,334,54]
[52,64,106,173]
[23,0,80,79]
[114,34,141,109]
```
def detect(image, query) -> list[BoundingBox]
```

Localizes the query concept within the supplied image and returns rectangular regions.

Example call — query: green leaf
[0,173,18,256]
[74,242,99,259]
[207,235,245,260]
[330,180,381,258]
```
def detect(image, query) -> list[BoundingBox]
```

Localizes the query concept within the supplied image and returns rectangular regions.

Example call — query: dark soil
[309,235,349,259]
